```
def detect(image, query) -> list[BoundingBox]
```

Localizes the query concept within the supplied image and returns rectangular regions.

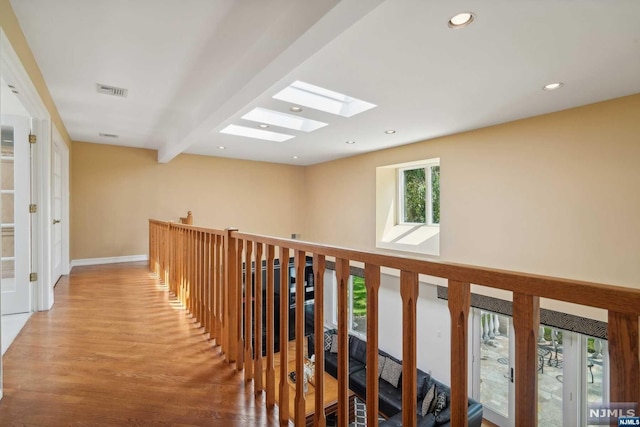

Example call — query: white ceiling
[9,0,640,166]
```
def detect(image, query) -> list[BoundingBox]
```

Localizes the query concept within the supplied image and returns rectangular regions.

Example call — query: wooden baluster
[254,242,264,395]
[236,238,244,372]
[224,228,238,363]
[194,230,199,318]
[313,254,326,427]
[266,245,276,408]
[448,280,470,427]
[245,240,254,381]
[164,224,170,286]
[608,310,640,427]
[365,264,380,427]
[336,258,350,427]
[203,233,210,335]
[216,235,223,347]
[209,234,216,342]
[198,231,204,325]
[400,271,418,427]
[183,229,187,307]
[148,222,153,271]
[199,232,205,328]
[294,250,306,426]
[178,229,183,304]
[513,292,540,427]
[185,229,190,309]
[279,246,290,424]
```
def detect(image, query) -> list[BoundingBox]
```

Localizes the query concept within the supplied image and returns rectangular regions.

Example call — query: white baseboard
[70,254,148,269]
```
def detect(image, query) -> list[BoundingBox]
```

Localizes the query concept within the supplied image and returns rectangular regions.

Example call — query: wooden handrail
[149,219,640,426]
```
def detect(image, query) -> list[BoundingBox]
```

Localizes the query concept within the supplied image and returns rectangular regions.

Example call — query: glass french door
[1,114,31,315]
[473,310,515,426]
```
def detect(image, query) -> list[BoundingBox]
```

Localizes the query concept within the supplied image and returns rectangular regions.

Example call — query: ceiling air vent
[96,83,128,97]
[99,133,119,138]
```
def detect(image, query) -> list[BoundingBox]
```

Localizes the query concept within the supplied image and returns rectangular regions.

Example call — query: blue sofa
[308,330,483,427]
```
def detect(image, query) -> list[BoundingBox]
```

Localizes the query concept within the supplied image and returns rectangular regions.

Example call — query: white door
[1,114,31,314]
[51,142,63,284]
[473,310,515,427]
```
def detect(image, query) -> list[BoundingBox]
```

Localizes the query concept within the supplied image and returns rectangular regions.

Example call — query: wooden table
[270,358,355,427]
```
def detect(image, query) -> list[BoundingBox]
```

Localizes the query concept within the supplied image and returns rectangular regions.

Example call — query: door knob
[53,219,61,224]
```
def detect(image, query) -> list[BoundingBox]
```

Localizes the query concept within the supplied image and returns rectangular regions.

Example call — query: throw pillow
[378,356,387,378]
[421,383,436,417]
[435,407,451,424]
[433,391,448,416]
[380,358,402,388]
[323,331,332,351]
[330,334,339,354]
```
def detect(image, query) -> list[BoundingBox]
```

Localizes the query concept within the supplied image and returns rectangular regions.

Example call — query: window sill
[376,224,440,256]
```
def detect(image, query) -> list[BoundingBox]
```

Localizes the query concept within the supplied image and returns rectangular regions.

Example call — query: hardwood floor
[0,262,278,426]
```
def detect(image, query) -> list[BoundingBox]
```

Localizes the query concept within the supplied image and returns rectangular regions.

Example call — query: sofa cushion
[381,412,437,427]
[401,369,430,401]
[435,406,450,424]
[324,351,338,378]
[380,358,402,388]
[350,336,367,365]
[378,377,403,417]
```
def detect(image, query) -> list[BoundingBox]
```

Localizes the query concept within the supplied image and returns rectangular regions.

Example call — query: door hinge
[29,204,37,213]
[29,134,37,144]
[30,272,38,282]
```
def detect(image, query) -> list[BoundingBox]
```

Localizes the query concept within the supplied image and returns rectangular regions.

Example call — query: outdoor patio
[479,315,604,426]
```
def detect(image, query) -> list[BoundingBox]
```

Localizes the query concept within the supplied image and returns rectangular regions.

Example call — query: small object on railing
[180,211,193,225]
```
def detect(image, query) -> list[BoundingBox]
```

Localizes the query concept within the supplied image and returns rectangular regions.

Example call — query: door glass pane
[587,337,606,426]
[1,125,16,282]
[538,327,564,427]
[1,192,14,223]
[1,158,14,190]
[1,125,14,156]
[480,311,510,417]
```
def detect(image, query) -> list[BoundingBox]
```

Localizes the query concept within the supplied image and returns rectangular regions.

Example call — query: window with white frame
[332,274,367,336]
[399,162,440,225]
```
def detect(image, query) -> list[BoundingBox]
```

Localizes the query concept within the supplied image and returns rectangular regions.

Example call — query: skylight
[220,125,294,142]
[242,107,327,132]
[273,81,376,118]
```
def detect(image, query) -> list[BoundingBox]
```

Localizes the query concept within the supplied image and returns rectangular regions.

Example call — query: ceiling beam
[157,0,386,163]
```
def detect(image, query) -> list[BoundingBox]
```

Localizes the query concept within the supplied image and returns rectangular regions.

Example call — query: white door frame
[1,28,63,313]
[52,126,70,278]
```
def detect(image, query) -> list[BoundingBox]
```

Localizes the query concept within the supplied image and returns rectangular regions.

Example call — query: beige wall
[71,142,306,260]
[0,0,71,147]
[304,94,640,294]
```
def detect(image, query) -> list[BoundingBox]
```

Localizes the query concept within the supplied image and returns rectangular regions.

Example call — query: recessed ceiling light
[292,155,299,159]
[258,124,269,128]
[448,12,475,29]
[218,146,226,150]
[385,130,396,134]
[242,107,327,132]
[275,81,376,118]
[346,140,356,144]
[290,106,303,112]
[543,82,564,91]
[98,132,119,138]
[220,124,294,142]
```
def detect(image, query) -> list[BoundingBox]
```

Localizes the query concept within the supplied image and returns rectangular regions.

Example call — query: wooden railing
[149,219,640,427]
